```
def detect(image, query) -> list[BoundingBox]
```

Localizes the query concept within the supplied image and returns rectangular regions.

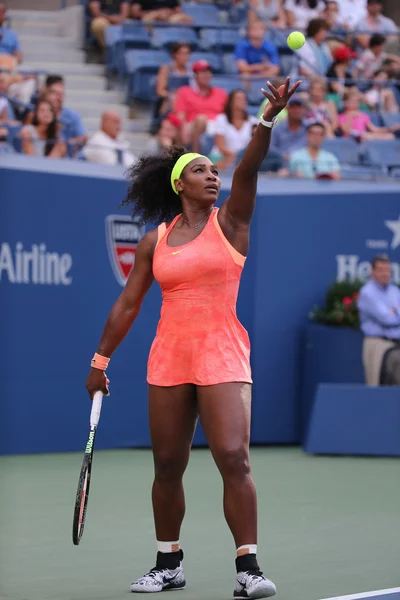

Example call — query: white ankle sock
[157,540,180,553]
[237,544,257,557]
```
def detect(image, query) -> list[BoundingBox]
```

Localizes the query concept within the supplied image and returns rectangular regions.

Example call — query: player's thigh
[197,382,252,470]
[149,384,198,460]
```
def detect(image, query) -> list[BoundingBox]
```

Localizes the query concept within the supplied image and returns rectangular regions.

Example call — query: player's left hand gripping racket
[72,390,103,546]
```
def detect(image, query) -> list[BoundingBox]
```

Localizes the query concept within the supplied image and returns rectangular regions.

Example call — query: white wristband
[259,116,277,128]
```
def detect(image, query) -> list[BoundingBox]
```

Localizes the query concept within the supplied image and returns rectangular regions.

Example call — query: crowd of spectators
[1,0,400,178]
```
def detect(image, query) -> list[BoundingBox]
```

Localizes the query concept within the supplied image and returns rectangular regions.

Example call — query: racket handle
[90,391,103,428]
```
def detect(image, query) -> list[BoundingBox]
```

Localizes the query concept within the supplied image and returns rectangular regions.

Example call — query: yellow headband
[170,153,206,195]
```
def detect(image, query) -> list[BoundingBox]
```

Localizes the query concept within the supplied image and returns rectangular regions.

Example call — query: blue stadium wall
[1,155,399,455]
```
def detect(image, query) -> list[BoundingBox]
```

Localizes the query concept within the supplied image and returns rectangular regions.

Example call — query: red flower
[352,292,359,299]
[342,297,353,305]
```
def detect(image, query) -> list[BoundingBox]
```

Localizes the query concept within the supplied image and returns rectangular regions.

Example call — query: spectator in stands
[357,255,400,386]
[338,88,395,139]
[297,19,332,77]
[289,121,340,179]
[356,0,398,51]
[209,89,258,171]
[321,0,345,32]
[88,1,130,48]
[284,0,325,30]
[131,0,193,23]
[174,59,228,152]
[155,43,191,120]
[0,3,22,63]
[271,96,307,157]
[83,110,136,167]
[306,77,338,137]
[144,113,182,155]
[337,0,366,30]
[25,75,88,152]
[248,0,287,28]
[0,73,11,122]
[235,22,280,79]
[326,45,358,99]
[364,69,399,113]
[19,99,66,159]
[356,34,400,80]
[0,3,36,105]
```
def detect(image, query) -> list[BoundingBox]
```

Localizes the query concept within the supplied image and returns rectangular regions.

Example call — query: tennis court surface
[0,447,398,600]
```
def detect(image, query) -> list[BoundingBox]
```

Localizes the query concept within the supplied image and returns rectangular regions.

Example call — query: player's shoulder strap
[155,213,182,251]
[155,223,167,251]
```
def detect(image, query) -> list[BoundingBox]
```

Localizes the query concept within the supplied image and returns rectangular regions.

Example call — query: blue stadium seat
[247,78,266,106]
[125,49,170,101]
[121,23,151,48]
[199,133,215,156]
[340,165,384,180]
[363,139,400,171]
[266,29,292,51]
[104,24,151,75]
[279,53,297,77]
[236,147,285,172]
[222,53,238,75]
[198,28,240,52]
[211,75,244,94]
[368,112,384,127]
[168,74,190,91]
[151,27,198,50]
[381,112,400,134]
[189,52,223,73]
[247,104,259,117]
[7,124,23,153]
[322,138,361,165]
[181,2,221,27]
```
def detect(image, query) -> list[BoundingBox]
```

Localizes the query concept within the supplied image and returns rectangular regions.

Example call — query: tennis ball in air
[287,31,305,50]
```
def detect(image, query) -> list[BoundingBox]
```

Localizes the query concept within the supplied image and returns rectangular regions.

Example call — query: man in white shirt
[338,0,366,29]
[357,255,400,385]
[83,110,136,167]
[356,0,398,49]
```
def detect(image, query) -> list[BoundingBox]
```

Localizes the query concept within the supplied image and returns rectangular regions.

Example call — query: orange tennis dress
[147,208,252,386]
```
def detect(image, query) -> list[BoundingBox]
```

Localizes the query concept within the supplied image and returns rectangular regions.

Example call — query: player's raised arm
[85,230,156,397]
[224,77,301,226]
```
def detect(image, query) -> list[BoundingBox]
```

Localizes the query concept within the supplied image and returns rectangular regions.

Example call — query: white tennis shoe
[233,569,277,599]
[130,565,186,593]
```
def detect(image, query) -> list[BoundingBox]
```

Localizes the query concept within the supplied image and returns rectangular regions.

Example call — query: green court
[1,447,399,600]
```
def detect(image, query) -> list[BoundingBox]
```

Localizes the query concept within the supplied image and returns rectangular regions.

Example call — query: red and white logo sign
[105,215,144,286]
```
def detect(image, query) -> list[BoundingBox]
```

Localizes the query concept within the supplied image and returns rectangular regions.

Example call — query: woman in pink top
[338,89,394,140]
[86,77,301,599]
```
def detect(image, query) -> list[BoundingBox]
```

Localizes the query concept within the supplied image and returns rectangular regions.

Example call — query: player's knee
[154,453,186,483]
[217,446,250,480]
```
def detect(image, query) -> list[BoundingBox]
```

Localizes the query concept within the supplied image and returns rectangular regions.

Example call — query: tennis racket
[72,390,103,546]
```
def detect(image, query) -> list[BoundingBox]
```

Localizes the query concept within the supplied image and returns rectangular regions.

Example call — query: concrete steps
[12,22,60,36]
[9,9,60,21]
[64,74,107,92]
[17,34,74,50]
[66,88,124,105]
[69,102,129,120]
[22,61,104,76]
[24,49,86,63]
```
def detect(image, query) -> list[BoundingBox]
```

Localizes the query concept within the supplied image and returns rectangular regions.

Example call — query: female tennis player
[86,76,301,599]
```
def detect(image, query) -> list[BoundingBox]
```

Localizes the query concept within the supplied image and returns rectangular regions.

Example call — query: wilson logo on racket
[85,431,95,454]
[105,215,145,286]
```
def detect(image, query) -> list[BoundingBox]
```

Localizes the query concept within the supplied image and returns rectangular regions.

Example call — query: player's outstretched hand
[86,369,110,399]
[261,77,302,119]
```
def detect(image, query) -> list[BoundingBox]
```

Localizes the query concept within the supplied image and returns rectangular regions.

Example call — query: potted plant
[300,280,365,438]
[309,280,364,329]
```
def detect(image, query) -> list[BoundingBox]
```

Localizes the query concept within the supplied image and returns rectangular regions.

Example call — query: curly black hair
[122,145,187,225]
